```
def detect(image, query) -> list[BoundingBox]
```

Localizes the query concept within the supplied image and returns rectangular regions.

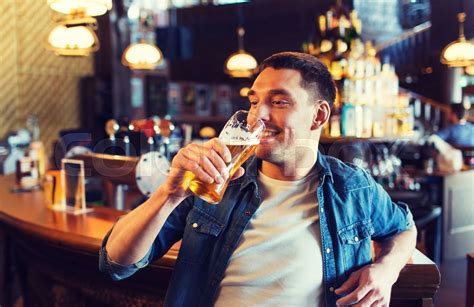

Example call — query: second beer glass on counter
[185,110,265,204]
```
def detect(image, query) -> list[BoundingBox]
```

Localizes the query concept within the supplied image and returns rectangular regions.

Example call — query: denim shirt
[99,153,414,307]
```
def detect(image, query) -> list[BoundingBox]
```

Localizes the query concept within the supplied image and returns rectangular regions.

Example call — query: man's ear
[311,100,331,130]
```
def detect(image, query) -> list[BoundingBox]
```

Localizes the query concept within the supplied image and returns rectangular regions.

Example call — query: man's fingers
[369,298,385,307]
[352,290,378,307]
[194,144,228,171]
[230,167,245,181]
[175,154,214,184]
[191,142,231,179]
[170,138,238,188]
[204,138,232,164]
[335,270,360,294]
[336,284,371,306]
[185,147,223,182]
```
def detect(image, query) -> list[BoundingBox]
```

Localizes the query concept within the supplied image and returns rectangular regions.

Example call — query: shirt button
[329,287,335,292]
[192,223,198,228]
[326,248,331,254]
[354,236,359,242]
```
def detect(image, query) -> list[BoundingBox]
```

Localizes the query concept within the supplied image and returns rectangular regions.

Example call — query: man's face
[247,67,319,165]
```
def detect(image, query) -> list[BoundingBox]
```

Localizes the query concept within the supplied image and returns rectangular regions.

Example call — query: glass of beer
[186,110,265,204]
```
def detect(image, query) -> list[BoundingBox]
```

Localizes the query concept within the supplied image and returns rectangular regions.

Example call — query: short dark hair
[451,103,468,120]
[257,52,337,107]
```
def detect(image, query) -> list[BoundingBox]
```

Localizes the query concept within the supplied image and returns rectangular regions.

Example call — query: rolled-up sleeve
[368,174,415,240]
[98,221,154,281]
[98,197,193,281]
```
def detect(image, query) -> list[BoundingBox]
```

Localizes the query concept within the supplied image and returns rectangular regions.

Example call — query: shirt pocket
[337,220,374,274]
[178,207,224,264]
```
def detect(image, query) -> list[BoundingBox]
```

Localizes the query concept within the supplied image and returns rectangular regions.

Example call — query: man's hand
[162,138,245,198]
[334,263,398,307]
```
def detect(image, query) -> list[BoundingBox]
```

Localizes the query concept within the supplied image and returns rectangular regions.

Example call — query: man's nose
[253,103,271,122]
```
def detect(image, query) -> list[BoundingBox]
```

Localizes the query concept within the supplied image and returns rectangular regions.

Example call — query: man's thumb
[230,167,245,181]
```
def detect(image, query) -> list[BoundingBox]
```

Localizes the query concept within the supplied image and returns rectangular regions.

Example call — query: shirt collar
[238,150,334,191]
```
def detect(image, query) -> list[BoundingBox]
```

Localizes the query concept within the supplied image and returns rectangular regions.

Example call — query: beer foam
[222,139,260,146]
[219,128,260,145]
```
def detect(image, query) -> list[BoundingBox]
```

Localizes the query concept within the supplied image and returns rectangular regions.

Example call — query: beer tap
[151,116,174,160]
[105,119,119,143]
[152,116,162,155]
[105,119,120,155]
[161,115,175,161]
[147,135,155,153]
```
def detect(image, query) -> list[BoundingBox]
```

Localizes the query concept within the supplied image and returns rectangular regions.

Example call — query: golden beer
[43,170,62,208]
[185,141,258,204]
[183,110,264,204]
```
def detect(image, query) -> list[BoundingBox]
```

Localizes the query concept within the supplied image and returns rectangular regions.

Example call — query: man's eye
[272,100,289,106]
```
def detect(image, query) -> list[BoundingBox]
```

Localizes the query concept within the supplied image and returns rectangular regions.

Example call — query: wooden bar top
[0,175,119,247]
[0,174,177,262]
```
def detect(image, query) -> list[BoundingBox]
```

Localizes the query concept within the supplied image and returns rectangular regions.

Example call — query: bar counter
[0,174,440,306]
[0,174,178,306]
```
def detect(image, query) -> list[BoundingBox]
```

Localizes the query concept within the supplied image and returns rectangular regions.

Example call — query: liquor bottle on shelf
[305,3,413,140]
[329,90,342,137]
[362,104,373,138]
[344,10,362,48]
[341,101,356,137]
[319,15,332,55]
[304,14,330,57]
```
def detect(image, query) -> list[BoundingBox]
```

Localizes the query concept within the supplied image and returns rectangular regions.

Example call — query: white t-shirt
[214,170,324,307]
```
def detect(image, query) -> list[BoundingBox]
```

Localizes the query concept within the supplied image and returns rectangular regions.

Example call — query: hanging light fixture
[466,65,474,76]
[122,10,164,70]
[224,27,257,78]
[122,40,163,70]
[47,0,112,17]
[47,16,99,56]
[440,2,474,67]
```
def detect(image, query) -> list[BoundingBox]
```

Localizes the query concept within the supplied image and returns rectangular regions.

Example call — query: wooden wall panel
[0,0,20,141]
[0,0,94,157]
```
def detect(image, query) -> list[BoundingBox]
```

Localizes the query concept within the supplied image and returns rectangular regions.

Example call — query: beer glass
[185,110,265,204]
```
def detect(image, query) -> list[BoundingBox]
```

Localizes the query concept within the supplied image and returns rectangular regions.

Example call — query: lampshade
[47,0,112,16]
[122,41,163,70]
[441,12,474,67]
[47,24,99,56]
[224,50,258,78]
[441,39,474,67]
[466,65,474,75]
[224,27,257,78]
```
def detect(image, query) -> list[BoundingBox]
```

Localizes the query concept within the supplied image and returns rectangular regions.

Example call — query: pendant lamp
[47,16,99,56]
[440,3,474,67]
[224,27,257,78]
[47,0,112,17]
[122,40,163,70]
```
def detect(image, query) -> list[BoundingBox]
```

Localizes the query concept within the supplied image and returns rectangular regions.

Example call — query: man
[436,102,473,147]
[99,52,417,307]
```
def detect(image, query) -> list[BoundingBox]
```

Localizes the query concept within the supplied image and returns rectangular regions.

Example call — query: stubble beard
[256,136,319,177]
[256,138,297,171]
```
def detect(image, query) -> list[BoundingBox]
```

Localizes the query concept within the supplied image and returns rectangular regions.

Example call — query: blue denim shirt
[99,153,414,307]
